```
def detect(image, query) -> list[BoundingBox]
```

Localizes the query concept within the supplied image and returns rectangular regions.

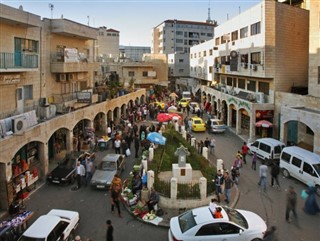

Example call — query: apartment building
[0,4,146,212]
[152,19,216,55]
[190,1,309,143]
[97,27,120,59]
[276,0,320,154]
[119,45,151,62]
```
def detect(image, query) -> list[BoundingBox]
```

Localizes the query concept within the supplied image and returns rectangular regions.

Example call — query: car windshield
[181,100,187,103]
[194,120,202,124]
[313,163,320,176]
[274,145,283,154]
[101,161,116,171]
[19,237,45,241]
[178,210,197,233]
[224,206,248,229]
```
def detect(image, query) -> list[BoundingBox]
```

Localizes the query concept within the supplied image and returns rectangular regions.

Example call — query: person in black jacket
[134,135,140,158]
[106,220,113,241]
[271,161,281,189]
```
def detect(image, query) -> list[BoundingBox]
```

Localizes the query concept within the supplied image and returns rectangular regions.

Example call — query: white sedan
[168,206,267,241]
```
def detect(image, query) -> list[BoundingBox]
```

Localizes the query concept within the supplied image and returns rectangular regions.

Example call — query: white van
[280,146,320,189]
[182,91,191,100]
[248,138,286,165]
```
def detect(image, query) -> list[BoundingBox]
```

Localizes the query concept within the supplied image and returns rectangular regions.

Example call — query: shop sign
[76,92,92,103]
[0,74,20,85]
[256,110,274,119]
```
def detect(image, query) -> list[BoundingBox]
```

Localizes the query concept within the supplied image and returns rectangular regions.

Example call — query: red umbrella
[168,112,182,120]
[255,120,273,128]
[157,113,172,122]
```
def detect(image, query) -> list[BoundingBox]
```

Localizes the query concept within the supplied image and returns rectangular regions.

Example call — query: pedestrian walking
[114,138,121,154]
[224,171,233,204]
[76,160,85,189]
[231,164,240,185]
[134,135,140,158]
[204,137,210,148]
[106,220,113,241]
[111,187,122,217]
[241,142,249,164]
[304,183,320,215]
[252,152,257,170]
[213,170,224,203]
[85,156,93,187]
[286,186,297,223]
[271,161,281,189]
[209,138,215,154]
[258,160,268,192]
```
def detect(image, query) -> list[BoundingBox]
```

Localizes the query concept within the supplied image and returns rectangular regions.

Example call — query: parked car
[247,138,285,165]
[191,117,206,132]
[280,146,320,194]
[90,154,126,189]
[178,98,190,108]
[168,206,267,241]
[209,119,228,133]
[188,102,200,114]
[47,151,85,185]
[18,209,80,241]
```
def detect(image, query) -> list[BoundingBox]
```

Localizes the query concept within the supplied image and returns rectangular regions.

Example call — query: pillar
[182,129,187,140]
[148,147,154,161]
[66,130,73,154]
[147,170,154,190]
[142,160,148,171]
[40,142,48,180]
[227,106,232,127]
[191,138,196,147]
[181,125,185,132]
[248,112,256,143]
[236,110,242,135]
[199,177,207,200]
[202,147,208,160]
[170,177,178,200]
[217,159,224,172]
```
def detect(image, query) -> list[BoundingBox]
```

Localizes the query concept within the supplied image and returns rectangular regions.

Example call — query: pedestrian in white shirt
[76,160,85,189]
[258,160,268,192]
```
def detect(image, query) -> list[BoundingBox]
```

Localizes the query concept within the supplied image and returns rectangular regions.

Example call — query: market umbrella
[147,132,166,145]
[255,120,273,128]
[168,105,177,112]
[157,113,172,122]
[168,112,182,120]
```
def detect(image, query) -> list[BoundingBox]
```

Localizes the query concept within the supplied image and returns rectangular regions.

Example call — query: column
[170,177,178,200]
[227,106,232,127]
[236,110,242,135]
[202,147,208,160]
[147,170,154,190]
[199,177,207,200]
[66,129,73,154]
[248,112,256,143]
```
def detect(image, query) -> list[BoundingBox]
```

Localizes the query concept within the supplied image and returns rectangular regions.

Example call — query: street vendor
[147,188,159,212]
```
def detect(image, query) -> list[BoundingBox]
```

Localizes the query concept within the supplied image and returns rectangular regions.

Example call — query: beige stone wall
[265,1,309,95]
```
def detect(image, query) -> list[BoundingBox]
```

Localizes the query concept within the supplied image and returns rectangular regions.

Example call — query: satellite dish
[230,51,238,58]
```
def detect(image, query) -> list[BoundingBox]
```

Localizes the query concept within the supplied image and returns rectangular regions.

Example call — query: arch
[93,112,106,133]
[121,104,127,119]
[48,127,69,160]
[283,120,315,149]
[127,99,134,109]
[221,100,227,123]
[113,107,120,122]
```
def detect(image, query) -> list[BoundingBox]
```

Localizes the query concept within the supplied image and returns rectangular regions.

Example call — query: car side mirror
[239,229,244,235]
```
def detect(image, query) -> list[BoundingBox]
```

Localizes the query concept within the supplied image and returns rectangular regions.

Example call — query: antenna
[87,16,90,26]
[48,3,54,19]
[206,0,213,24]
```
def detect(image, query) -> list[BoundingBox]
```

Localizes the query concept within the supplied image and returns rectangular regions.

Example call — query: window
[198,52,201,58]
[209,66,213,73]
[292,156,302,168]
[259,143,271,154]
[24,85,33,100]
[231,30,238,41]
[247,80,256,92]
[303,162,316,177]
[176,39,183,43]
[251,22,261,35]
[190,54,193,59]
[226,77,233,86]
[258,82,269,95]
[176,31,183,35]
[194,53,197,58]
[207,33,213,37]
[176,47,183,51]
[179,59,184,63]
[99,32,104,36]
[178,69,184,73]
[281,152,291,163]
[15,37,39,53]
[240,26,248,39]
[215,38,220,46]
[209,49,213,56]
[196,223,221,236]
[241,54,248,64]
[142,71,148,77]
[238,79,245,89]
[251,52,261,64]
[128,71,135,77]
[203,51,207,57]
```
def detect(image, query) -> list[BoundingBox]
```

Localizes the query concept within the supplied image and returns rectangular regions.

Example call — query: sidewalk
[124,184,240,228]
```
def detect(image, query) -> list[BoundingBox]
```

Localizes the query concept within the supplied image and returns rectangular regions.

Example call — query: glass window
[207,33,213,37]
[203,51,207,57]
[227,77,233,86]
[303,162,316,176]
[238,79,245,89]
[247,80,256,92]
[292,157,302,168]
[240,26,248,39]
[176,31,183,35]
[179,59,184,63]
[142,71,148,77]
[241,54,248,64]
[215,38,220,46]
[24,85,33,100]
[128,71,135,77]
[259,143,271,153]
[219,223,241,235]
[209,49,213,56]
[258,82,269,95]
[196,223,221,236]
[251,52,261,64]
[209,66,213,73]
[231,30,238,41]
[251,22,261,35]
[178,210,197,233]
[281,152,291,163]
[176,39,183,43]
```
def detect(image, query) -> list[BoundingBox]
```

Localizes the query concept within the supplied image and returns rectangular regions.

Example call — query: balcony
[50,53,93,73]
[0,52,38,72]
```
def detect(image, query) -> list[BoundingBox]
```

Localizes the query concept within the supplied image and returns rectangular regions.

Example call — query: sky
[2,0,260,46]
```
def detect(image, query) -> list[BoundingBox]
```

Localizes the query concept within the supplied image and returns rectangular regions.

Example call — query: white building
[119,46,151,62]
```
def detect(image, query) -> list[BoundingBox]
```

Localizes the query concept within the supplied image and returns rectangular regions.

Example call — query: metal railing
[0,52,38,69]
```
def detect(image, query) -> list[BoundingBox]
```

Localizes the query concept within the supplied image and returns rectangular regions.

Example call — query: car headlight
[107,181,111,185]
[91,180,96,184]
[61,178,66,181]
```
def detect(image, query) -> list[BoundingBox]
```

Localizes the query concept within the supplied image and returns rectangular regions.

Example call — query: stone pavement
[124,184,240,228]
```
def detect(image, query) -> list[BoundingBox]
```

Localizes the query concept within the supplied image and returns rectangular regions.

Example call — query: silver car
[90,154,125,189]
[210,119,228,133]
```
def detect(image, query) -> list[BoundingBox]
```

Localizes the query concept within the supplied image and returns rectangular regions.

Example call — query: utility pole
[48,3,54,19]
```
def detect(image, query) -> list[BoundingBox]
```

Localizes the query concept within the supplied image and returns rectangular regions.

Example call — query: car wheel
[282,168,290,178]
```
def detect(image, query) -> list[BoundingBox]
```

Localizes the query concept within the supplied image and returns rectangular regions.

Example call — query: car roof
[191,117,202,120]
[210,119,222,122]
[192,206,228,224]
[282,146,320,164]
[253,138,285,145]
[47,209,79,220]
[22,215,61,238]
[102,154,122,162]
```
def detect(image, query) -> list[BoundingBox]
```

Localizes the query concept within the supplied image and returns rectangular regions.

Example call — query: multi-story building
[97,27,120,59]
[152,19,216,55]
[0,4,146,212]
[190,1,309,143]
[276,0,320,154]
[119,45,151,62]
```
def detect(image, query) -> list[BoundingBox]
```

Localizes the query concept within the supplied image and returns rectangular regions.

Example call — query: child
[214,207,223,218]
[252,152,257,170]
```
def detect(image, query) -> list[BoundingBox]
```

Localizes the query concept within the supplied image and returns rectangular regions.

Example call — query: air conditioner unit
[39,105,56,119]
[12,115,27,133]
[255,92,265,103]
[221,87,227,93]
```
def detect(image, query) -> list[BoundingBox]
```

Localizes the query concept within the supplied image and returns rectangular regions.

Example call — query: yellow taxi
[178,98,190,108]
[150,101,165,109]
[191,117,206,132]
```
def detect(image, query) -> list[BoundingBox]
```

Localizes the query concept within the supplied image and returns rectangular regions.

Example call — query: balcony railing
[0,52,38,69]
